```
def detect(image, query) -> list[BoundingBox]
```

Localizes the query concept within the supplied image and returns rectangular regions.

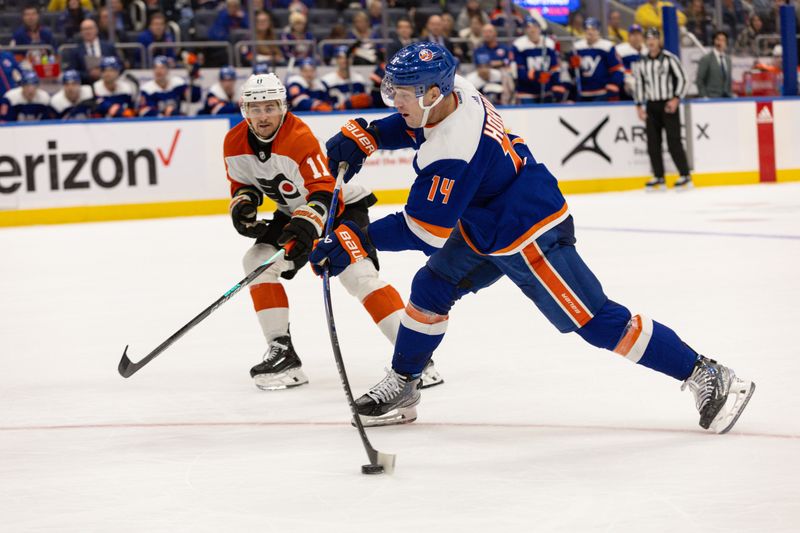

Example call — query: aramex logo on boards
[0,129,181,195]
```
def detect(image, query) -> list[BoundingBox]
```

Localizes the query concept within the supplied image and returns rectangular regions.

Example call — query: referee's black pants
[645,100,690,178]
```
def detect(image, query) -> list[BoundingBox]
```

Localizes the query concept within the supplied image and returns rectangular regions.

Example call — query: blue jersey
[367,76,568,256]
[615,41,644,96]
[512,35,560,98]
[93,79,136,118]
[139,75,201,117]
[200,82,239,115]
[286,74,328,111]
[320,71,369,109]
[573,38,624,97]
[473,43,514,67]
[1,87,53,121]
[0,52,22,98]
[50,85,95,119]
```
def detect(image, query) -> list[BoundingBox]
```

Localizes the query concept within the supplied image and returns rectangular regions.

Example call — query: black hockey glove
[229,187,268,238]
[325,118,379,182]
[278,201,328,262]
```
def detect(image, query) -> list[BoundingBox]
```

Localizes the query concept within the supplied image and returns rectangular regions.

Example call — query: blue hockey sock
[391,303,448,376]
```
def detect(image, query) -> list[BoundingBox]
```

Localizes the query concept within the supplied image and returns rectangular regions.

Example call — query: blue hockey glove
[309,221,373,277]
[325,118,378,182]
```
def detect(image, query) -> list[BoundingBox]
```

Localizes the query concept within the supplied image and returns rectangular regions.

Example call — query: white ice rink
[1,183,799,532]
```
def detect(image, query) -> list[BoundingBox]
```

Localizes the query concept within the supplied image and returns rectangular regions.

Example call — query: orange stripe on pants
[361,285,404,324]
[250,282,289,312]
[614,315,642,356]
[521,243,592,327]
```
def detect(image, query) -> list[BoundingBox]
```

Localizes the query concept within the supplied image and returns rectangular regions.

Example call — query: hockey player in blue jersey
[51,69,95,119]
[1,70,53,122]
[322,46,373,110]
[200,66,239,115]
[286,58,332,112]
[138,56,202,117]
[615,24,646,100]
[573,18,624,101]
[0,51,22,99]
[512,18,563,104]
[464,53,507,105]
[93,56,136,118]
[310,42,755,435]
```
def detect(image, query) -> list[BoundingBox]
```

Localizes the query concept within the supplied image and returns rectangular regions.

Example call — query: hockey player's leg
[243,243,308,390]
[356,233,502,427]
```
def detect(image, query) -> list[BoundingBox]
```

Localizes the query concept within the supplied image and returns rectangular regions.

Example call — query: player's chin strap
[417,93,445,128]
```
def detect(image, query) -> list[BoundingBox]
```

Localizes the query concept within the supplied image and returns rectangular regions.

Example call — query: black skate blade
[419,378,445,390]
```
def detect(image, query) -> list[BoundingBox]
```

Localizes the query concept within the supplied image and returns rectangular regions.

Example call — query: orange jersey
[223,112,371,214]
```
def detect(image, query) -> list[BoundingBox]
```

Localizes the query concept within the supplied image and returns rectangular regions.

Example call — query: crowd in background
[0,0,796,121]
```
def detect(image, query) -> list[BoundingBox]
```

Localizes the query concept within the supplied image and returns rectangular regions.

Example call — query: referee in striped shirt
[634,28,692,191]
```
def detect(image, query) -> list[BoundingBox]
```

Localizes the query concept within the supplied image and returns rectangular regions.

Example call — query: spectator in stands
[685,0,713,45]
[286,58,332,111]
[11,5,57,49]
[321,46,372,110]
[566,11,585,38]
[466,52,508,105]
[608,10,628,44]
[512,17,562,103]
[200,65,239,115]
[573,17,624,101]
[242,10,284,66]
[47,0,92,13]
[57,0,91,40]
[64,18,117,84]
[616,24,646,99]
[322,23,348,65]
[0,52,22,99]
[138,55,201,116]
[209,0,248,42]
[1,70,53,122]
[423,14,455,55]
[456,0,488,32]
[385,18,415,60]
[138,12,177,66]
[635,0,686,31]
[280,11,314,61]
[735,14,765,56]
[489,0,526,36]
[110,0,132,33]
[721,0,748,40]
[459,14,485,61]
[93,56,136,118]
[696,31,733,98]
[367,0,384,28]
[474,23,512,68]
[348,10,381,65]
[442,13,457,39]
[50,69,94,119]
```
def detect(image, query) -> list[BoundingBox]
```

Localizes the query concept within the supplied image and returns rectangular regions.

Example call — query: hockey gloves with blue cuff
[325,118,378,182]
[230,187,268,239]
[310,221,373,277]
[278,201,328,262]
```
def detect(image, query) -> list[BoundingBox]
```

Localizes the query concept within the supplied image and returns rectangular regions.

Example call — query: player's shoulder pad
[615,42,635,56]
[33,88,50,105]
[140,79,159,94]
[3,87,24,105]
[208,82,229,101]
[49,90,69,112]
[573,39,588,50]
[286,74,309,89]
[594,39,615,52]
[273,113,321,159]
[79,85,94,101]
[168,75,187,90]
[223,120,250,157]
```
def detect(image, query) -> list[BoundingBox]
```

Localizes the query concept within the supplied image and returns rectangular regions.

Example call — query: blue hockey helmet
[62,69,81,84]
[253,61,271,74]
[628,23,643,34]
[20,70,39,85]
[100,56,122,71]
[219,65,237,80]
[382,41,457,102]
[584,17,600,30]
[298,57,316,68]
[153,55,170,67]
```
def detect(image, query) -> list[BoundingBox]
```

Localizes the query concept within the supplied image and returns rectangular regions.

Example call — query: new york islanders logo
[418,49,434,62]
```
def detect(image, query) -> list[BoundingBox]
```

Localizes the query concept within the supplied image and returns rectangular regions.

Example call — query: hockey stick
[321,162,396,476]
[117,245,291,378]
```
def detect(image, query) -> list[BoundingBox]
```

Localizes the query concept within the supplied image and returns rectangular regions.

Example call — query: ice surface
[1,184,799,532]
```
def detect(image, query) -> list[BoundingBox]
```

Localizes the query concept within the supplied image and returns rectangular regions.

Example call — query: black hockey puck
[361,464,385,475]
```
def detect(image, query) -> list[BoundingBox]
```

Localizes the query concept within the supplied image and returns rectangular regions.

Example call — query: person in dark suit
[696,31,733,98]
[423,14,455,55]
[63,18,117,84]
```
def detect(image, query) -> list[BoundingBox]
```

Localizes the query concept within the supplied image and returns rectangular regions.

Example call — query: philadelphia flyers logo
[255,174,301,205]
[418,49,434,62]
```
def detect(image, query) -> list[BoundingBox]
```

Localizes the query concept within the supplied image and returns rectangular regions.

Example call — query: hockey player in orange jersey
[224,73,442,390]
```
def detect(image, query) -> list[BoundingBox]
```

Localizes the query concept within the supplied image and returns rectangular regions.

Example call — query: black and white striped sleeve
[667,52,687,99]
[634,60,645,105]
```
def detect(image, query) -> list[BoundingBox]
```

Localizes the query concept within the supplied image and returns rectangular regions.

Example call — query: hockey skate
[420,359,444,389]
[250,335,309,391]
[645,176,666,191]
[681,356,755,434]
[674,175,694,191]
[354,368,421,427]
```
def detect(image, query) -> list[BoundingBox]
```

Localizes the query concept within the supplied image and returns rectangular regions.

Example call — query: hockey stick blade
[118,345,137,378]
[375,451,396,475]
